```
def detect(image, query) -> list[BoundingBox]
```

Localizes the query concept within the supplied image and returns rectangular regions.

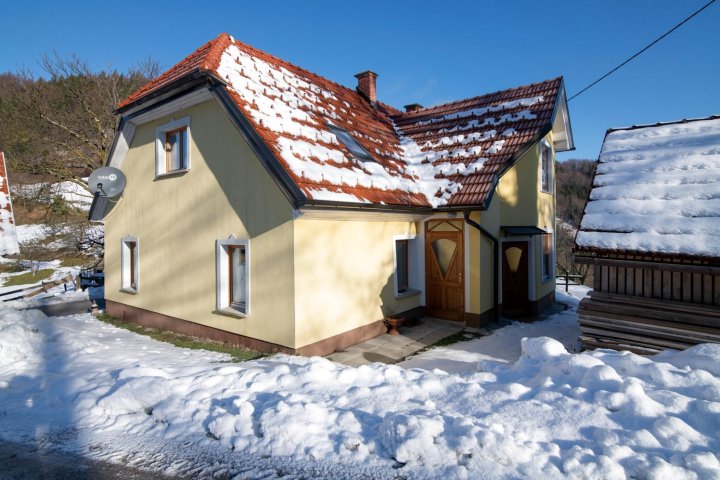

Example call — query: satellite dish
[88,166,126,198]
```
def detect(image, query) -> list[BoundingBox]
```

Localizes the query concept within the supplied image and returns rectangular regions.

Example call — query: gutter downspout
[463,210,500,321]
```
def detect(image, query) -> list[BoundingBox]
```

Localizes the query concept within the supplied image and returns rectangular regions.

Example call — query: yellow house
[91,33,574,355]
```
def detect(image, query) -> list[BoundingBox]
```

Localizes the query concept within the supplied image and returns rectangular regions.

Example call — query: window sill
[155,169,189,180]
[119,288,138,295]
[213,307,248,319]
[395,289,421,300]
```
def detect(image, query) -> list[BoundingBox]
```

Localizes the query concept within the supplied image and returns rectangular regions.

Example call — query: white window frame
[216,236,250,317]
[120,235,139,293]
[392,234,421,298]
[155,116,191,177]
[541,232,554,282]
[540,140,552,193]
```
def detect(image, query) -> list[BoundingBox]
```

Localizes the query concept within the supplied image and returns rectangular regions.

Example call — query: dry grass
[95,313,264,362]
[2,269,54,287]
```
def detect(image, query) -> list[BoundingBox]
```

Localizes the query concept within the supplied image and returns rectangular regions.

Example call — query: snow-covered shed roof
[576,116,720,260]
[0,152,19,256]
[118,33,572,209]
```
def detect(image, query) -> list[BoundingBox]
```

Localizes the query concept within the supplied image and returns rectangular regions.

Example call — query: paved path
[328,317,464,366]
[0,440,178,480]
[22,299,93,317]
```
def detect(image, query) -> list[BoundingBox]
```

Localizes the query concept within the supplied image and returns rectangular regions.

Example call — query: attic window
[327,123,374,162]
[155,116,191,177]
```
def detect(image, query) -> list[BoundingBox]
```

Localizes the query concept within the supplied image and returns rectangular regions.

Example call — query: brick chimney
[404,103,423,113]
[355,71,378,103]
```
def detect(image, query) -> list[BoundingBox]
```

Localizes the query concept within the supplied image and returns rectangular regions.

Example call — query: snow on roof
[0,152,19,256]
[119,33,564,208]
[576,116,720,259]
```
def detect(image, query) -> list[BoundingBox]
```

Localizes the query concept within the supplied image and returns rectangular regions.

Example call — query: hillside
[556,158,596,226]
[555,158,596,284]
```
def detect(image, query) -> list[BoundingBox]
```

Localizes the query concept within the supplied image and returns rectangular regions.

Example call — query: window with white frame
[393,235,420,297]
[155,117,190,176]
[121,236,139,292]
[542,233,554,281]
[541,143,552,193]
[216,237,249,315]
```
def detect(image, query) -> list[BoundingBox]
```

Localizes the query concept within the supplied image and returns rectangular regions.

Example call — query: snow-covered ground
[1,288,719,479]
[12,180,94,211]
[399,286,587,372]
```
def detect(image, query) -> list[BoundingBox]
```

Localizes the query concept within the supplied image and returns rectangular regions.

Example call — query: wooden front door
[502,241,530,318]
[426,220,464,321]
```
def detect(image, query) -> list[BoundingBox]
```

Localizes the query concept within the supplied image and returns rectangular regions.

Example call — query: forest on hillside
[0,55,157,264]
[555,158,596,284]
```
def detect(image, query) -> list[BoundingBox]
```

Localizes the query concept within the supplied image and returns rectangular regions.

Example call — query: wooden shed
[574,116,720,353]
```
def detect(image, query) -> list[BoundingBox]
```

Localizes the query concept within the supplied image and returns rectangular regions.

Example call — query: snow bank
[0,300,719,478]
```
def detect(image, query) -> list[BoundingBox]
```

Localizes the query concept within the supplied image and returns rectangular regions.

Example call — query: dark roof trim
[88,116,126,221]
[88,193,109,222]
[303,199,434,215]
[209,84,307,210]
[502,226,548,236]
[116,70,220,115]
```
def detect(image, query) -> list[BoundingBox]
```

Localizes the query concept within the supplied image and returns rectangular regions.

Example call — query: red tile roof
[119,33,565,209]
[117,34,231,109]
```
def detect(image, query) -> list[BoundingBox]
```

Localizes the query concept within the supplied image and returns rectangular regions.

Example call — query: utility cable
[569,0,717,101]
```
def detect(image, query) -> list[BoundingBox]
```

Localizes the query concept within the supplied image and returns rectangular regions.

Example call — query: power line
[569,0,717,101]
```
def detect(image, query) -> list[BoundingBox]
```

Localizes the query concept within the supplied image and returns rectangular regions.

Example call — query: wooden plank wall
[593,259,720,306]
[578,254,720,352]
[578,292,720,353]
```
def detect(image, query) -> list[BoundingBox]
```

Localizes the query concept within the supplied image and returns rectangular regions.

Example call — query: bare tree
[5,53,158,190]
[0,54,159,265]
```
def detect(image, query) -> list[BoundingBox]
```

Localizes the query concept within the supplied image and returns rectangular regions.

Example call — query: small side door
[502,241,530,318]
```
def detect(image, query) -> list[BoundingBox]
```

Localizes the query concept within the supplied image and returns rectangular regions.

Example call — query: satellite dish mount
[87,166,127,221]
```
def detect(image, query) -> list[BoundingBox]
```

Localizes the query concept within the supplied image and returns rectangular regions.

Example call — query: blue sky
[2,0,718,160]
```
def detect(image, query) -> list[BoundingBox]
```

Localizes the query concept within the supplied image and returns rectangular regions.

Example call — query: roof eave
[116,70,223,115]
[302,199,435,215]
[550,78,575,152]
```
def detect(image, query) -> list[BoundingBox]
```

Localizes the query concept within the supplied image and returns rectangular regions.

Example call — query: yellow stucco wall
[496,135,556,302]
[104,99,297,348]
[293,218,420,348]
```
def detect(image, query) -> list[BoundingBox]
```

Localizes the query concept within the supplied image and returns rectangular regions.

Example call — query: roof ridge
[202,32,234,71]
[396,76,564,119]
[606,114,720,134]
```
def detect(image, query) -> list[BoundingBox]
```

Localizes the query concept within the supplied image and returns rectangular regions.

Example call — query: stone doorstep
[327,317,464,366]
